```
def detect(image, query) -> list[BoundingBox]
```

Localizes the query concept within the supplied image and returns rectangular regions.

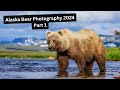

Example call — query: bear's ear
[46,30,52,36]
[58,31,63,36]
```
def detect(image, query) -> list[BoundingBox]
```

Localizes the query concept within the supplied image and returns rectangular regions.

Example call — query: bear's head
[46,29,70,52]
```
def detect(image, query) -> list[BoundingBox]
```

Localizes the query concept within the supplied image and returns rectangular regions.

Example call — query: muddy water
[0,58,120,79]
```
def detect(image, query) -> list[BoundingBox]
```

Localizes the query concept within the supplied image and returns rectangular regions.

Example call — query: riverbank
[0,47,120,61]
[0,51,56,60]
[106,47,120,61]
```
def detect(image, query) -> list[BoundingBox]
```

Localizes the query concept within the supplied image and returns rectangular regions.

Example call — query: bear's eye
[47,40,50,44]
[53,40,55,42]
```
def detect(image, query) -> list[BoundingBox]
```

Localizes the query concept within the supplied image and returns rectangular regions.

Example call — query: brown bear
[46,29,106,78]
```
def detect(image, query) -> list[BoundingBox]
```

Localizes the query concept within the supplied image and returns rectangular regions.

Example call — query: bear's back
[75,29,101,40]
[58,29,101,41]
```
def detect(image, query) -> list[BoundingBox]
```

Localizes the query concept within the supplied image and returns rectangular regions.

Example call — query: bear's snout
[48,46,55,51]
[48,46,52,50]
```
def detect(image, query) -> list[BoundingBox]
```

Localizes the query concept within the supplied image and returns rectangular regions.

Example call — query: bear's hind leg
[75,59,87,78]
[95,55,106,77]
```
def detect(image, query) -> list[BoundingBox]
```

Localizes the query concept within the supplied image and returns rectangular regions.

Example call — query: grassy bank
[106,47,120,61]
[0,51,56,59]
[0,47,120,61]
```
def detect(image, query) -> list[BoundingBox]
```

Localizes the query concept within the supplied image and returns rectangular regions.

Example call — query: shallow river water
[0,58,120,79]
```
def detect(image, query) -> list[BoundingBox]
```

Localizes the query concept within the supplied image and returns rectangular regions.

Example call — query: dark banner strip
[3,13,76,29]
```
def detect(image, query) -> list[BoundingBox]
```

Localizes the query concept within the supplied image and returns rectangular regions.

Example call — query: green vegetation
[106,47,120,61]
[0,45,120,61]
[0,45,56,59]
[0,51,56,59]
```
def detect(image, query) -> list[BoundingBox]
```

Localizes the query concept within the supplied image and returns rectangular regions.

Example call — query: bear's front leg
[57,55,69,77]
